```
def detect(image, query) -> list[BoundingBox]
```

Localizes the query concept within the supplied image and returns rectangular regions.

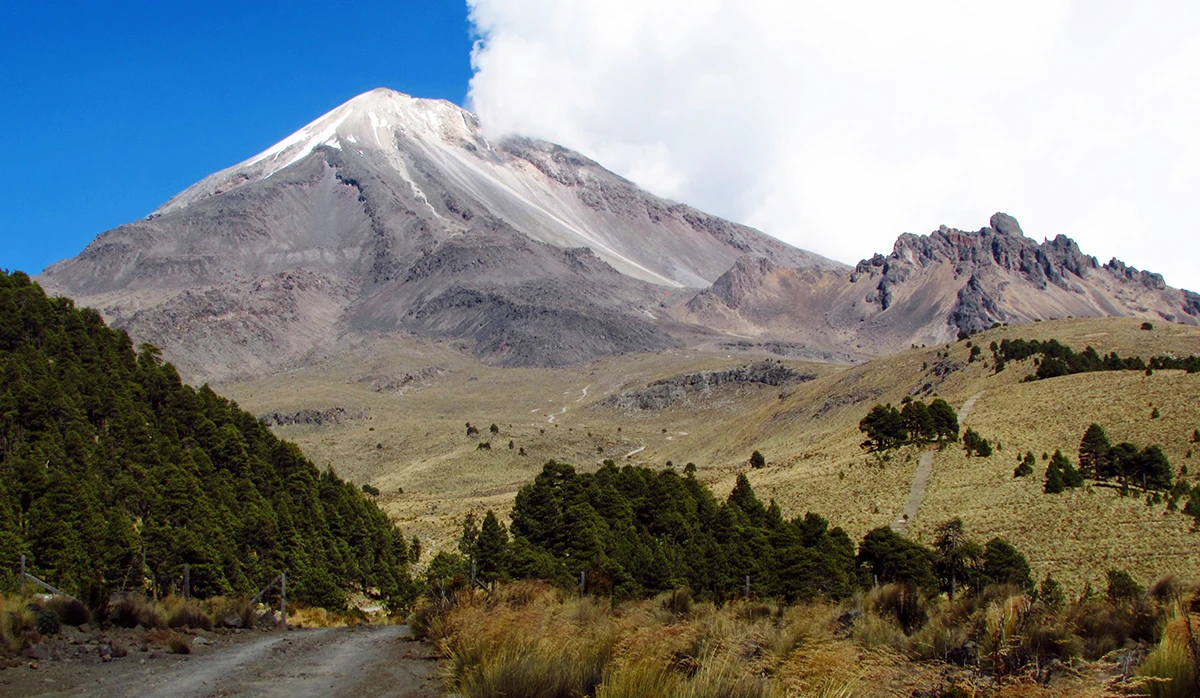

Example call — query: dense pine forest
[0,271,414,610]
[435,460,1033,606]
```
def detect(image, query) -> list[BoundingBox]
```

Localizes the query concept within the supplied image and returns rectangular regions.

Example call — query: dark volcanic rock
[989,212,1024,237]
[948,273,1004,336]
[260,407,369,427]
[602,362,816,411]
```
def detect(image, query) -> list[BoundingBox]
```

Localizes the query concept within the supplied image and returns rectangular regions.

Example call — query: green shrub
[1107,570,1144,603]
[35,608,60,635]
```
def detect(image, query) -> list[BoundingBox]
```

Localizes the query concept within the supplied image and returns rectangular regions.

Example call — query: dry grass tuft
[427,587,889,698]
[285,605,366,628]
[108,594,166,629]
[166,632,191,655]
[1138,614,1200,698]
[207,596,256,629]
[164,596,214,631]
[0,595,34,651]
[419,581,1183,696]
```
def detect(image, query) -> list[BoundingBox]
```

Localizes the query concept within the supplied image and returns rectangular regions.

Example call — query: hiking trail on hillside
[891,393,982,534]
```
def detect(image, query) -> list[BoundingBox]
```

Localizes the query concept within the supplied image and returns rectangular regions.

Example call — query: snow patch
[264,111,351,178]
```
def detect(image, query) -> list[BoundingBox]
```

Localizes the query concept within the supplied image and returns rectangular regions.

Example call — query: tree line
[990,338,1199,379]
[427,459,1036,607]
[0,271,415,610]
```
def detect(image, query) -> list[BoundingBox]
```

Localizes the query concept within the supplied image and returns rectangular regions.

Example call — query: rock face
[601,362,816,411]
[39,88,838,382]
[679,213,1199,357]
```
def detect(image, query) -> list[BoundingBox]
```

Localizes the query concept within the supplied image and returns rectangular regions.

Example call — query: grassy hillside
[222,317,1200,594]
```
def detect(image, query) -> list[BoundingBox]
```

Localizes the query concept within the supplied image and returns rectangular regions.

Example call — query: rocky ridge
[679,213,1198,359]
[259,407,370,427]
[601,362,817,411]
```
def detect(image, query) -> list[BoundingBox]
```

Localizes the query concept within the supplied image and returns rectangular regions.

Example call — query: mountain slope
[0,271,413,608]
[40,89,836,381]
[679,213,1200,358]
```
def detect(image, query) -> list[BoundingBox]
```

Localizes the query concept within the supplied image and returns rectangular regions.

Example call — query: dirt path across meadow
[891,393,981,534]
[2,625,440,698]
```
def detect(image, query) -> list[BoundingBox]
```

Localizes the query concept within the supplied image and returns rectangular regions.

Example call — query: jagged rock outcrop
[601,362,816,411]
[355,366,449,393]
[679,213,1198,358]
[856,213,1196,335]
[260,407,369,427]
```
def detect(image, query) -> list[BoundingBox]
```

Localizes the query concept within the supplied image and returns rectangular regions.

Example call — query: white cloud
[466,0,1200,291]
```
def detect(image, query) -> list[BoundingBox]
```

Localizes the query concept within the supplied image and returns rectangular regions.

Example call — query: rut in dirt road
[57,625,439,698]
[891,393,982,534]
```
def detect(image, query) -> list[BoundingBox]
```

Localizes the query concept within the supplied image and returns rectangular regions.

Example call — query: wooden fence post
[19,554,25,594]
[745,575,751,598]
[183,564,190,600]
[280,572,287,626]
[579,570,586,598]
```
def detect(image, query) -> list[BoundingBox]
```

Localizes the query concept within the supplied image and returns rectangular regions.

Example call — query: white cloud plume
[467,0,1200,291]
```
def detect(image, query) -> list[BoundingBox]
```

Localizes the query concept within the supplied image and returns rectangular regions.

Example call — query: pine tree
[929,399,960,442]
[458,511,479,562]
[1039,573,1065,606]
[858,404,907,451]
[1136,446,1173,491]
[1014,451,1035,478]
[1078,424,1111,479]
[0,271,415,609]
[1044,458,1066,494]
[983,538,1033,590]
[901,400,936,443]
[474,510,509,585]
[728,473,767,524]
[1051,450,1083,489]
[933,518,978,600]
[962,428,992,457]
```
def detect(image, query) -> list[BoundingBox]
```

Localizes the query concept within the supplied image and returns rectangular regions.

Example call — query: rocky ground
[0,624,439,697]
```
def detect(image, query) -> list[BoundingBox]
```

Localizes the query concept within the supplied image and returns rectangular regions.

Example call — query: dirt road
[4,625,440,698]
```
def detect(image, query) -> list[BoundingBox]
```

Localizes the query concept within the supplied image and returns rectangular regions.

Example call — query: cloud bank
[467,1,1200,291]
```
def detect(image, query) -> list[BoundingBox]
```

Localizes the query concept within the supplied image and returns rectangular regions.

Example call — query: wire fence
[17,554,289,628]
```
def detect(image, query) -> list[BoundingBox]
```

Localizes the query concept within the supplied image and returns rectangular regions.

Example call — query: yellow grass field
[219,318,1200,593]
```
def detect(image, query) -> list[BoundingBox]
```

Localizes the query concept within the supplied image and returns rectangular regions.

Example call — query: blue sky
[5,2,1198,291]
[0,1,473,275]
